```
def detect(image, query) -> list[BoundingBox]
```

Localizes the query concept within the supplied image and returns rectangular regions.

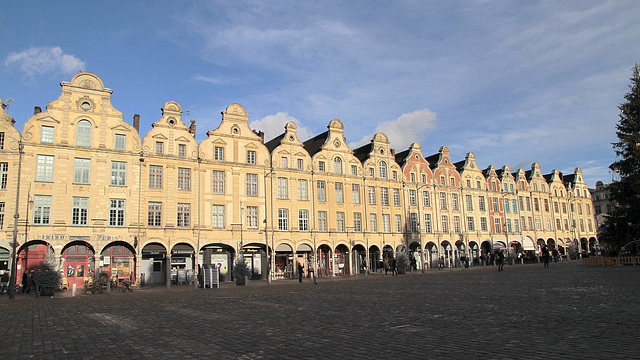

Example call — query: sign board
[203,266,219,289]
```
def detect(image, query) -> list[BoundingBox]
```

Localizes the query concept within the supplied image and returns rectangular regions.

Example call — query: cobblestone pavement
[1,261,639,359]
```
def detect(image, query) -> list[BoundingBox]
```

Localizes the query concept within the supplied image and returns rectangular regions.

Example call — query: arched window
[76,120,91,147]
[334,157,342,174]
[379,161,387,179]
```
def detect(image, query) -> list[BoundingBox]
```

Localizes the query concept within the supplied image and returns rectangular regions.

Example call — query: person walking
[308,264,316,284]
[496,250,505,271]
[0,271,9,295]
[542,245,550,268]
[384,256,389,275]
[298,263,304,282]
[391,257,398,276]
[438,256,445,270]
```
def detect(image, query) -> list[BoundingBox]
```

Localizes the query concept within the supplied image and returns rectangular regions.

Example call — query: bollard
[107,281,111,294]
[72,283,77,297]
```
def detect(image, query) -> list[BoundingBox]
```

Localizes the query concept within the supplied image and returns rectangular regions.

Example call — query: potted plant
[232,256,251,286]
[32,261,61,296]
[396,252,410,274]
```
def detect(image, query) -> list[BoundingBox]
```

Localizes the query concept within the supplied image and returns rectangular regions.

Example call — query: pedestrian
[384,256,389,275]
[308,265,316,284]
[0,270,9,295]
[391,257,398,276]
[438,256,445,270]
[298,263,304,282]
[21,271,28,293]
[542,245,550,268]
[411,257,417,271]
[496,250,505,271]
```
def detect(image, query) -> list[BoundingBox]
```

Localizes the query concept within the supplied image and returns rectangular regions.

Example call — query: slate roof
[352,143,373,163]
[394,149,410,168]
[264,133,285,153]
[302,131,329,157]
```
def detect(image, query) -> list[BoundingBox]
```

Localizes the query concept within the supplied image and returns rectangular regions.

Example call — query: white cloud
[193,75,225,84]
[5,46,85,77]
[249,112,314,142]
[350,109,438,151]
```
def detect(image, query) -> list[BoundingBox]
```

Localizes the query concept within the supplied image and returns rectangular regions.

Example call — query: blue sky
[2,0,639,187]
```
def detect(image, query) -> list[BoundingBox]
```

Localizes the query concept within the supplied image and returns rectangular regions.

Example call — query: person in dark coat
[297,263,304,282]
[542,245,550,268]
[391,258,398,276]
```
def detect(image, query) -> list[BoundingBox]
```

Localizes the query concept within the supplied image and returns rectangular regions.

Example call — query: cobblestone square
[1,261,638,359]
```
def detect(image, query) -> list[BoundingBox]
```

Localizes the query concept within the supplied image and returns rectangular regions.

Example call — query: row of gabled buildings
[0,72,598,287]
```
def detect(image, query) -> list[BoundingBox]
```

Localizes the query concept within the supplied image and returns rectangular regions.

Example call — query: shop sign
[172,250,194,255]
[171,258,186,264]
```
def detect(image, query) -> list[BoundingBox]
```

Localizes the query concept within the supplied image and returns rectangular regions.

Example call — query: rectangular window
[439,192,447,210]
[318,211,327,232]
[335,182,344,203]
[36,155,54,182]
[534,198,540,212]
[299,209,309,231]
[155,142,164,154]
[479,196,486,211]
[514,219,520,233]
[519,197,524,212]
[554,201,559,213]
[578,203,583,215]
[336,212,345,232]
[513,199,518,214]
[149,165,163,189]
[423,191,431,207]
[588,219,593,232]
[247,150,256,164]
[178,168,191,191]
[546,218,552,231]
[424,214,432,233]
[246,206,258,229]
[0,162,7,190]
[381,187,389,206]
[41,125,54,143]
[441,215,449,233]
[529,217,533,230]
[354,212,362,232]
[544,199,550,212]
[278,209,289,231]
[109,199,125,227]
[451,194,459,210]
[467,216,475,231]
[368,186,376,205]
[317,181,326,202]
[177,203,190,228]
[480,217,487,232]
[212,170,225,194]
[212,205,225,228]
[280,157,288,168]
[535,217,541,231]
[494,218,502,233]
[504,199,510,213]
[277,177,288,199]
[114,134,126,150]
[351,165,358,175]
[73,158,91,184]
[395,214,402,233]
[466,195,473,211]
[369,168,374,177]
[178,144,186,157]
[556,218,562,232]
[0,132,4,150]
[382,214,391,233]
[247,173,258,196]
[297,159,304,170]
[526,197,531,211]
[410,213,418,233]
[394,189,401,206]
[110,161,127,186]
[352,184,360,204]
[72,197,88,225]
[148,202,162,227]
[298,179,308,200]
[369,213,377,232]
[492,197,499,212]
[214,147,224,161]
[453,216,460,233]
[409,189,416,206]
[564,219,569,231]
[0,202,3,229]
[507,219,512,233]
[318,161,325,172]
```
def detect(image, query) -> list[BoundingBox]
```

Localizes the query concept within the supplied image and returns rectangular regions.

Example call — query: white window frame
[212,205,225,228]
[36,155,54,182]
[72,197,89,226]
[247,173,258,197]
[109,199,126,227]
[212,170,225,194]
[76,120,92,147]
[110,161,127,186]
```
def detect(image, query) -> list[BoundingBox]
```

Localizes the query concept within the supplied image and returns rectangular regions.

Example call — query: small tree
[232,255,251,280]
[32,261,62,289]
[396,252,410,274]
[600,63,640,250]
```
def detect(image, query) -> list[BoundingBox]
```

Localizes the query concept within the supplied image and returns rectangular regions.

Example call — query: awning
[493,241,506,249]
[276,243,293,252]
[296,244,312,252]
[522,238,536,251]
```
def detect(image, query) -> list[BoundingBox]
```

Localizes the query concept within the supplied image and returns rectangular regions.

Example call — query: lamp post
[416,184,427,273]
[8,141,24,300]
[263,166,274,285]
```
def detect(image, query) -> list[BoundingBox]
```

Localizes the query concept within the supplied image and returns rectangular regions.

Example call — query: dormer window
[179,144,186,157]
[379,161,387,179]
[155,141,164,155]
[114,134,126,150]
[334,157,343,174]
[440,176,445,185]
[318,161,325,172]
[41,125,54,143]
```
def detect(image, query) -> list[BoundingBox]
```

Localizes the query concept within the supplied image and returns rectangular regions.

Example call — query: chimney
[133,114,140,132]
[189,120,196,137]
[34,106,42,114]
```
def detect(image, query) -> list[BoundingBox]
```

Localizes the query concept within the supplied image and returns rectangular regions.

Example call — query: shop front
[0,247,9,272]
[60,241,95,289]
[242,243,266,280]
[171,243,195,285]
[352,244,366,274]
[16,241,53,284]
[274,243,294,279]
[100,242,135,283]
[141,243,167,286]
[201,244,234,282]
[334,244,349,276]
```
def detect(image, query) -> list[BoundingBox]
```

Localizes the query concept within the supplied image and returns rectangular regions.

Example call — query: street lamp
[8,141,24,300]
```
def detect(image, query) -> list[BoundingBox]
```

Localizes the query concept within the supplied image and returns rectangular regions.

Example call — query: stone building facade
[0,73,599,286]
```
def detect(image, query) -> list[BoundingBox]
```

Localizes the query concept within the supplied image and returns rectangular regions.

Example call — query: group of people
[383,256,398,276]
